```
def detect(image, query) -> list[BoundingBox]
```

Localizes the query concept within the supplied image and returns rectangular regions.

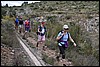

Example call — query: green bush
[1,20,20,48]
[42,54,55,65]
[45,39,58,50]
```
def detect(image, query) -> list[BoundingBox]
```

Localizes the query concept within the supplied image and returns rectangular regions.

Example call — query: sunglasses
[64,28,69,30]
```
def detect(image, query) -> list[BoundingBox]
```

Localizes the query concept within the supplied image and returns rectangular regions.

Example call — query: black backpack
[36,26,46,36]
[57,31,69,43]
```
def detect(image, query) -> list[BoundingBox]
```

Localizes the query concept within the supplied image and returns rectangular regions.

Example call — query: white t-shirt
[41,28,45,34]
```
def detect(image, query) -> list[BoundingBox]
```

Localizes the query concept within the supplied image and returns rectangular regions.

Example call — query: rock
[12,50,15,52]
[68,61,72,65]
[10,52,14,55]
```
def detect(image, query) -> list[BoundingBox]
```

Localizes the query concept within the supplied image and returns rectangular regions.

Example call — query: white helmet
[63,25,69,29]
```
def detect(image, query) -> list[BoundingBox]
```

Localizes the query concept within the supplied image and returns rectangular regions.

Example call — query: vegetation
[42,53,55,65]
[30,13,98,66]
[1,19,34,66]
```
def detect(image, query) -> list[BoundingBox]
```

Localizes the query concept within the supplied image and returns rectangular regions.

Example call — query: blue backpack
[15,18,19,23]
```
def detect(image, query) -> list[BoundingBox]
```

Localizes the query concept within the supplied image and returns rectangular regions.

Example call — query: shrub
[42,54,55,65]
[1,20,20,48]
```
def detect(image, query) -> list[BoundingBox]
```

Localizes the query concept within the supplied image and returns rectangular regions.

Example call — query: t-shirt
[38,26,46,36]
[19,20,23,25]
[41,27,45,34]
[57,31,70,46]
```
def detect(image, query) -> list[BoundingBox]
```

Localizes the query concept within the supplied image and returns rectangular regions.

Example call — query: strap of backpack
[67,32,69,41]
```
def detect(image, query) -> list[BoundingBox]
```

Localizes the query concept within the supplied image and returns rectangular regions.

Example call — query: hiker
[23,19,31,39]
[28,18,31,32]
[56,25,76,62]
[36,21,47,50]
[15,16,19,31]
[18,16,24,33]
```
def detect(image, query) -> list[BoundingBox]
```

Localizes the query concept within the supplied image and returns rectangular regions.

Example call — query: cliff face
[79,17,99,49]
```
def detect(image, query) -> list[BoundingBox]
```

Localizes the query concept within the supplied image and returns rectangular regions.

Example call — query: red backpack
[25,21,29,27]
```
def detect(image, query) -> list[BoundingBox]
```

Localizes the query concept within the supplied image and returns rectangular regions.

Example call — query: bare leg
[36,41,41,50]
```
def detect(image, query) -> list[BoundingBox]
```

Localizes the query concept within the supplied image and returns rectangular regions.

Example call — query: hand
[73,43,76,47]
[63,32,66,35]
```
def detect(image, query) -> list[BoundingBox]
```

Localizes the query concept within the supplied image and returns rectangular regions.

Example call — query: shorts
[25,27,30,32]
[19,25,23,28]
[38,35,45,42]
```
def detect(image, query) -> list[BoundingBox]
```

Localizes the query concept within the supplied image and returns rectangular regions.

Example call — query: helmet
[63,25,69,29]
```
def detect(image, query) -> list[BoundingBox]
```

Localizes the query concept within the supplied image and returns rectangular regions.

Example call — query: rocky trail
[19,32,73,66]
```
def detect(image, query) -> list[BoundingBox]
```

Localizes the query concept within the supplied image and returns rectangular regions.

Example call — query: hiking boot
[19,30,21,33]
[56,56,60,61]
[63,64,66,66]
[43,46,46,51]
[22,36,26,39]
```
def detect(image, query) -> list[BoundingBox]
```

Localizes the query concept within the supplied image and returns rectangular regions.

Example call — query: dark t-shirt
[19,20,23,25]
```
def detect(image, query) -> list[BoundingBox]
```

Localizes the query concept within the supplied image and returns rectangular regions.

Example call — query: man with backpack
[15,16,19,31]
[36,21,47,50]
[18,16,24,33]
[56,25,76,63]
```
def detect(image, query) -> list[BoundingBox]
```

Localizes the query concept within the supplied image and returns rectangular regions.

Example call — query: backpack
[25,21,30,27]
[57,30,69,43]
[15,18,19,23]
[36,25,46,36]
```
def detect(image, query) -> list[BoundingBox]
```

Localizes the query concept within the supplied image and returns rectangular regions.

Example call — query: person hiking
[56,25,76,63]
[28,18,31,32]
[36,21,47,50]
[18,16,24,33]
[15,16,19,31]
[23,19,31,39]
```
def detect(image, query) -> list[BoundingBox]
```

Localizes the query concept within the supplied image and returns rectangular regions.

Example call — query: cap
[63,25,69,29]
[41,22,45,24]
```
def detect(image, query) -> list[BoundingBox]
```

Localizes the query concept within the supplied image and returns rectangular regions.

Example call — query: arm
[38,26,40,33]
[69,34,76,47]
[56,32,64,41]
